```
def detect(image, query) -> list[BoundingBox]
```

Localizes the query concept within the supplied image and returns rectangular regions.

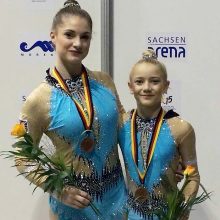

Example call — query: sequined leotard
[16,68,127,220]
[119,110,200,220]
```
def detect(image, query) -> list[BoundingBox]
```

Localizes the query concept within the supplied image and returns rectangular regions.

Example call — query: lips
[69,50,82,55]
[140,94,154,99]
[141,94,154,97]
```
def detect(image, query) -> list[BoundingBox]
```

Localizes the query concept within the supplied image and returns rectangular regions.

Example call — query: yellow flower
[11,123,26,137]
[183,165,195,176]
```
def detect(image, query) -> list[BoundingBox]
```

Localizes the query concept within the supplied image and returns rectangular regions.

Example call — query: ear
[50,31,56,45]
[164,80,170,94]
[128,81,134,94]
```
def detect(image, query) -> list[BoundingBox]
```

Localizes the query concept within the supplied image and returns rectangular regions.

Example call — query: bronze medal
[80,136,94,153]
[135,187,149,203]
[79,130,95,153]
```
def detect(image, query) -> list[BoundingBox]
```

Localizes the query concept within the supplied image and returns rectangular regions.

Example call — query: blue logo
[20,40,54,52]
[147,35,186,58]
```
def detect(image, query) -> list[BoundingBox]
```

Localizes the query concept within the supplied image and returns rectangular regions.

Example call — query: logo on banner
[20,40,54,56]
[146,34,186,58]
[162,94,174,111]
[161,81,181,113]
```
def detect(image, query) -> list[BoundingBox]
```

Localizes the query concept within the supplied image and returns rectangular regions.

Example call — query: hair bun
[64,0,81,9]
[142,49,157,60]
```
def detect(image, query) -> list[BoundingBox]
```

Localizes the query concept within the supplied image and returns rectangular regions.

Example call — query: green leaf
[7,151,23,156]
[59,171,69,179]
[24,133,33,145]
[43,176,57,193]
[31,147,41,156]
[12,141,30,148]
[199,183,212,200]
[16,172,29,177]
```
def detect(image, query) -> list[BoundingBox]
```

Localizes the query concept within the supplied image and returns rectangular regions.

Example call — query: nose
[143,81,152,92]
[72,36,81,48]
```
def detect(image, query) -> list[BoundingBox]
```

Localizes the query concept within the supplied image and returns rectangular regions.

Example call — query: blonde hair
[130,49,168,81]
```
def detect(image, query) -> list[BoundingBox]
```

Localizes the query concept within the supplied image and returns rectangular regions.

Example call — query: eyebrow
[134,75,143,78]
[133,76,161,80]
[133,76,144,79]
[149,76,161,78]
[64,29,91,34]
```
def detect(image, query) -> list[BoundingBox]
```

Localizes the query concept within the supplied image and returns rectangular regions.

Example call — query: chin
[138,101,153,107]
[140,98,154,104]
[139,99,159,107]
[67,57,83,64]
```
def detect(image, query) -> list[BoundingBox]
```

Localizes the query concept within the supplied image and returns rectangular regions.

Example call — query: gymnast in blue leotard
[15,1,126,219]
[119,49,200,220]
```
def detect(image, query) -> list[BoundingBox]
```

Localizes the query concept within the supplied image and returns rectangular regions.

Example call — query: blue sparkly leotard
[16,68,127,220]
[119,110,200,220]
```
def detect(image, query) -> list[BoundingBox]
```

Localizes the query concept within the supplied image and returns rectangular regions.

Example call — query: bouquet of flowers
[1,123,102,219]
[155,165,211,220]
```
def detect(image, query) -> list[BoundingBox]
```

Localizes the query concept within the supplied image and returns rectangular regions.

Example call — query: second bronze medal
[135,187,149,203]
[80,130,95,153]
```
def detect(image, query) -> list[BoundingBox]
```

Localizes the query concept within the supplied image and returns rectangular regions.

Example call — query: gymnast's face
[50,15,92,66]
[128,62,169,108]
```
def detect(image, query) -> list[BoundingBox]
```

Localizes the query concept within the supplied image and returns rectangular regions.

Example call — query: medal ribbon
[52,66,94,130]
[131,108,165,184]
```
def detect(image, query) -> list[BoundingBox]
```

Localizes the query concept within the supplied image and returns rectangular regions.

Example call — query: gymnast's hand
[61,186,92,209]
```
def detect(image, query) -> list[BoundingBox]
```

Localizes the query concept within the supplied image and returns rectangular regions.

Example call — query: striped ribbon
[52,66,94,130]
[131,108,165,184]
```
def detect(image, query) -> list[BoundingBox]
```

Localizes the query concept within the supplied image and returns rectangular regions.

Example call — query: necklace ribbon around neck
[52,66,94,131]
[131,108,165,185]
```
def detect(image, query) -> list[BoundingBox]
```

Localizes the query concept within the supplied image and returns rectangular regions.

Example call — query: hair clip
[64,1,81,9]
[142,53,157,60]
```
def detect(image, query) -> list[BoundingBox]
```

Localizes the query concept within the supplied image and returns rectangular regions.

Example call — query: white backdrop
[0,0,101,219]
[114,0,220,219]
[1,0,220,220]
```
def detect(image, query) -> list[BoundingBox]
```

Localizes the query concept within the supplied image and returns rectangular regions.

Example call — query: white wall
[1,0,219,219]
[0,0,101,219]
[114,0,220,219]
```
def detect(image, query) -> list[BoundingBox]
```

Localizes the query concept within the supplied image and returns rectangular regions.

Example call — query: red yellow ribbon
[52,66,94,130]
[131,108,165,184]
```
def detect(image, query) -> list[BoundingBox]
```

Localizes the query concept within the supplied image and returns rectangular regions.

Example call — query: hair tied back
[64,0,81,9]
[142,49,157,61]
